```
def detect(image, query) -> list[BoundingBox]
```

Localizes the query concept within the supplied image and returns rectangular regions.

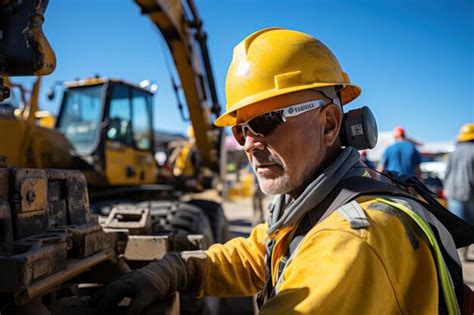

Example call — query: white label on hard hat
[351,124,364,136]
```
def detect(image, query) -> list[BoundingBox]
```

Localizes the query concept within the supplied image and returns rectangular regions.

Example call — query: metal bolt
[26,190,36,203]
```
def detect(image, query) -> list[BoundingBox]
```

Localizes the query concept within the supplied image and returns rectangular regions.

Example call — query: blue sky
[14,0,473,142]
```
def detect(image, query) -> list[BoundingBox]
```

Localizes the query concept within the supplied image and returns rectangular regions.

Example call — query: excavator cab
[55,78,158,186]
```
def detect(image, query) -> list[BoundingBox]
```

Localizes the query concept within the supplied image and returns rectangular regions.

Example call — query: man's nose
[244,129,266,153]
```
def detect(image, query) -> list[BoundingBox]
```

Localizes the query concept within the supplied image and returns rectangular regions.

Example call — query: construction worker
[97,28,468,314]
[378,126,422,177]
[444,123,474,224]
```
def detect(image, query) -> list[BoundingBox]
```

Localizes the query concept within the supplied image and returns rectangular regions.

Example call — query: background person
[444,123,474,224]
[378,126,421,178]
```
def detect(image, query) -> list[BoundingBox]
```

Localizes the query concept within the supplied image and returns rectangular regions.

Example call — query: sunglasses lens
[231,111,285,146]
[247,111,284,135]
[231,126,246,145]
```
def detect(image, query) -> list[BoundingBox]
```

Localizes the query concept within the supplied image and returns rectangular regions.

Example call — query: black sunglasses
[231,99,329,145]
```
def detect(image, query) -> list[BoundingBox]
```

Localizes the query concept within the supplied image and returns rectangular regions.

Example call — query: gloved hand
[95,251,208,315]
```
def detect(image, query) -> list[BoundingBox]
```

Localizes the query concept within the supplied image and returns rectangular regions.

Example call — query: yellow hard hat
[215,27,361,127]
[457,123,474,142]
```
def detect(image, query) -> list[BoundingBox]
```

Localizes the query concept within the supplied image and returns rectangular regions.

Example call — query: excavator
[0,0,229,314]
[0,0,224,192]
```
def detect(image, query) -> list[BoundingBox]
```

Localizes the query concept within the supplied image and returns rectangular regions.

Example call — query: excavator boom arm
[134,0,220,170]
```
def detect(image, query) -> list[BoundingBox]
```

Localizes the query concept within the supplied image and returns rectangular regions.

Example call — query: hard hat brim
[458,133,474,142]
[215,83,361,127]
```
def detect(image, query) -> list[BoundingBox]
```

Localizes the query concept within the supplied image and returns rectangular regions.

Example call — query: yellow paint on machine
[105,141,157,185]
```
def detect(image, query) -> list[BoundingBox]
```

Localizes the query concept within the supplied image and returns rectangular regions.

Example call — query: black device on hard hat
[340,106,378,150]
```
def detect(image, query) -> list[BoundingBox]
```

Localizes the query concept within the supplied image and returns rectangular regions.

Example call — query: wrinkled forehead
[235,89,330,124]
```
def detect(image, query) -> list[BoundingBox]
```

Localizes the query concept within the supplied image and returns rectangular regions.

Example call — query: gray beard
[256,172,292,195]
[254,148,321,196]
[256,161,317,196]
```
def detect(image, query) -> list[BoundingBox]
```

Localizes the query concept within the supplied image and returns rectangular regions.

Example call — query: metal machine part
[0,161,208,314]
[0,0,56,76]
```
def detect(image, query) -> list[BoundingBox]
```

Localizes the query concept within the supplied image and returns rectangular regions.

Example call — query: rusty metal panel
[0,166,124,306]
[11,169,48,239]
[67,173,92,225]
[124,235,168,261]
[0,239,67,292]
[20,177,47,213]
[0,163,214,312]
[46,169,93,225]
[67,224,110,258]
[47,180,67,227]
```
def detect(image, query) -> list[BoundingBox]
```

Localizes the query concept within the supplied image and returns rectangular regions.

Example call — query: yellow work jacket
[201,196,438,314]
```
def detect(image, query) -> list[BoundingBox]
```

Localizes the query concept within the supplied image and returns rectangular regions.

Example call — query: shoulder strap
[287,174,474,260]
[383,171,474,248]
[291,175,412,246]
[316,175,474,248]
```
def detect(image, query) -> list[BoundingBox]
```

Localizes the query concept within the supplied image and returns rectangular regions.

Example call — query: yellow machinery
[0,0,224,198]
[0,77,74,169]
[51,77,164,187]
[0,1,229,313]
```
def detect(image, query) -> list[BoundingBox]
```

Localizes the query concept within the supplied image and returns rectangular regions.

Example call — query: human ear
[320,104,342,147]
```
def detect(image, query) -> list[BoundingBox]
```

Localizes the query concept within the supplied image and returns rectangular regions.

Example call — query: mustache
[252,149,284,168]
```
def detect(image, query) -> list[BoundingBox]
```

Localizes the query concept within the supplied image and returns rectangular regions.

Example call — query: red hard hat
[393,126,405,138]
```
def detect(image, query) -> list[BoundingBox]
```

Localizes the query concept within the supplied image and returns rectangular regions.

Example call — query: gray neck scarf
[267,147,365,236]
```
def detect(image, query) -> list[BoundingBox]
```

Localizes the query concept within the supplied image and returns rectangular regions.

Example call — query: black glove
[95,251,208,315]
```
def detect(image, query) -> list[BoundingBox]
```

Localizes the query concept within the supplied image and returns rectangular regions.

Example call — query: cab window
[57,85,103,154]
[131,89,152,150]
[107,85,133,146]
